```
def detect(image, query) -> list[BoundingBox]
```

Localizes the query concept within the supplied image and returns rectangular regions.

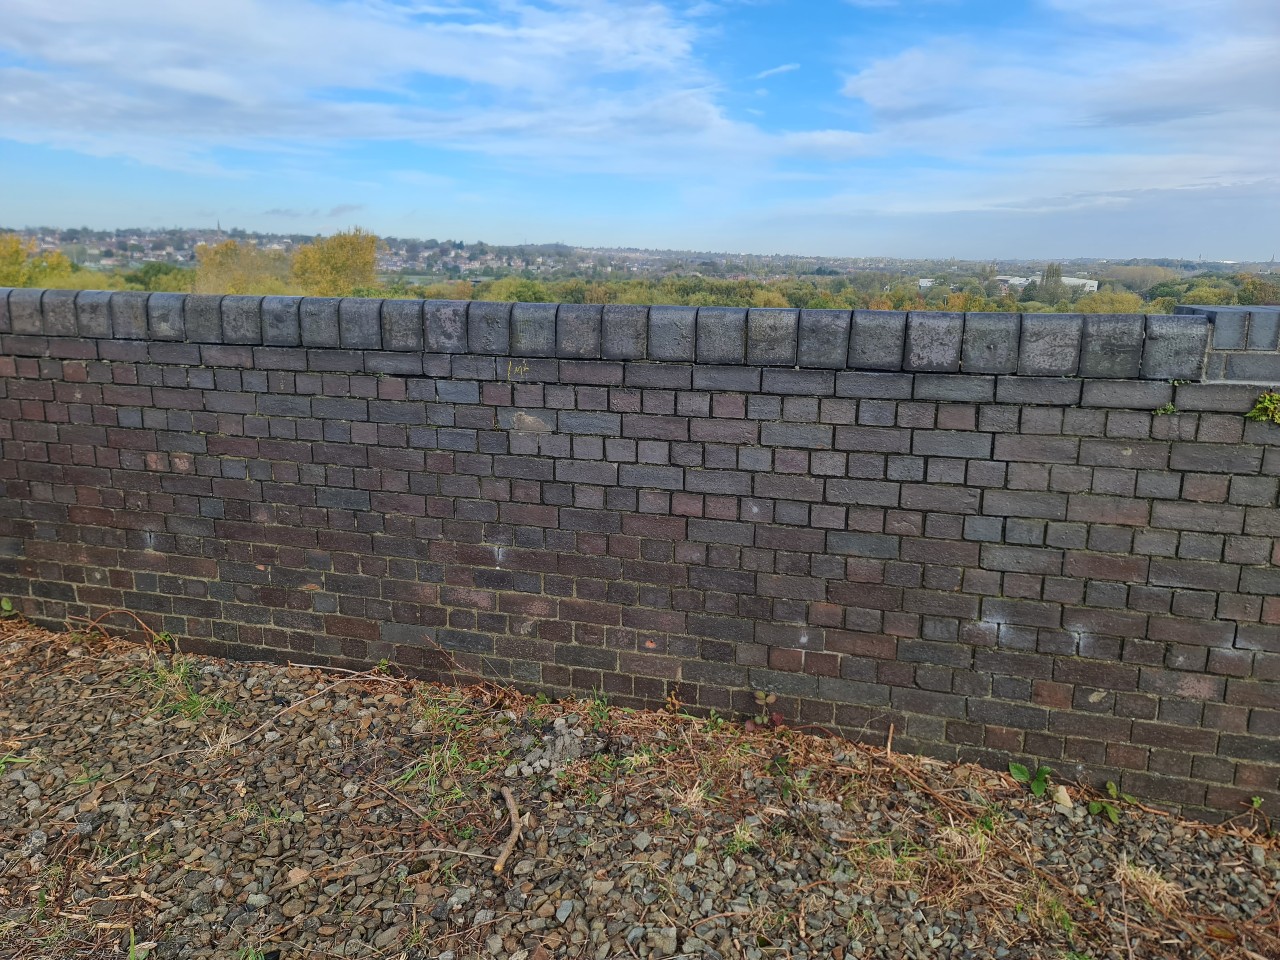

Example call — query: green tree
[1039,263,1068,305]
[1236,273,1280,306]
[124,261,192,292]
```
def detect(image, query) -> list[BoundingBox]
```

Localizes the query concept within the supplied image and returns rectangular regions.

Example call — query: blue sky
[0,0,1276,259]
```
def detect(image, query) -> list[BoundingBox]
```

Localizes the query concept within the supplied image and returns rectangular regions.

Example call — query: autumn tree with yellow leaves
[0,233,94,289]
[291,228,378,297]
[194,240,292,295]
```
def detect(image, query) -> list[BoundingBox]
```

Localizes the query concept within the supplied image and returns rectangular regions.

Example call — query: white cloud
[753,63,798,80]
[835,0,1280,207]
[0,0,746,174]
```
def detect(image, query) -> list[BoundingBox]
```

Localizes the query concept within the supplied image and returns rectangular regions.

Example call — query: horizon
[5,223,1273,270]
[1,1,1277,261]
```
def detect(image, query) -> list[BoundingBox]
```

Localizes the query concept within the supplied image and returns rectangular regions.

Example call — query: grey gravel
[1,624,1278,960]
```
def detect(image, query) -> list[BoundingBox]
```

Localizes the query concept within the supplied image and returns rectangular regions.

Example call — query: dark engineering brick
[2,289,1274,817]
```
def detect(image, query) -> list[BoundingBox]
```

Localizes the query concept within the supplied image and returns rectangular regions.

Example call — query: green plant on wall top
[1246,390,1280,425]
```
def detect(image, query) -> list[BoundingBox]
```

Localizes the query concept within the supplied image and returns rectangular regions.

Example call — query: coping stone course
[1018,313,1083,376]
[425,300,468,353]
[261,296,302,346]
[797,309,851,369]
[850,310,907,370]
[8,288,44,336]
[467,301,511,355]
[0,288,10,334]
[697,307,747,364]
[962,312,1020,374]
[75,290,113,338]
[339,298,382,350]
[649,306,697,362]
[110,292,150,339]
[510,302,557,357]
[601,304,647,360]
[557,303,603,359]
[747,308,799,366]
[300,298,341,348]
[904,311,963,372]
[381,298,424,352]
[222,296,265,345]
[147,293,186,341]
[1142,315,1209,381]
[1080,313,1144,378]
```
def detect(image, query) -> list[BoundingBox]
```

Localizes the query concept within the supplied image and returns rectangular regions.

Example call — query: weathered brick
[1170,443,1263,475]
[74,290,113,338]
[850,310,906,370]
[147,292,185,340]
[645,305,697,362]
[995,377,1081,406]
[339,297,382,349]
[1018,314,1082,376]
[40,289,78,337]
[423,300,467,353]
[7,288,44,335]
[1143,314,1208,381]
[797,309,851,369]
[260,296,302,346]
[380,298,424,352]
[557,304,602,359]
[465,301,510,355]
[913,374,993,403]
[509,302,556,357]
[1080,314,1145,378]
[300,298,341,347]
[904,312,963,372]
[912,430,992,459]
[1081,380,1173,410]
[696,307,747,364]
[746,308,798,365]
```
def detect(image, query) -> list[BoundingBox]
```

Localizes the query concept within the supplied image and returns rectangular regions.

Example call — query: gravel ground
[1,619,1278,960]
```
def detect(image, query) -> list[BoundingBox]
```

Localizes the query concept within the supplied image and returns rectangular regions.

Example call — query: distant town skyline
[1,0,1276,261]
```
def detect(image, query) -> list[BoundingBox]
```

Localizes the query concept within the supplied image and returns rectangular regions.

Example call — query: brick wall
[1,288,1277,816]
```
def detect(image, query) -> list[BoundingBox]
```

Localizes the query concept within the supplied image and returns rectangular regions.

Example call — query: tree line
[3,229,1276,312]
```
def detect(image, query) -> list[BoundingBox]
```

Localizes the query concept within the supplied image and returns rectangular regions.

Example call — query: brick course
[0,290,1276,816]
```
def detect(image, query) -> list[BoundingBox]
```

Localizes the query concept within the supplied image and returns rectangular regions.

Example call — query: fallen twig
[493,785,522,874]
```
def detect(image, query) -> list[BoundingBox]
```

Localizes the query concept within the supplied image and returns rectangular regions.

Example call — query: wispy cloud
[753,63,798,80]
[327,204,364,218]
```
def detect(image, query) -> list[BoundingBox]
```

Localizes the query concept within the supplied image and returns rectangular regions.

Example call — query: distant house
[1060,277,1099,293]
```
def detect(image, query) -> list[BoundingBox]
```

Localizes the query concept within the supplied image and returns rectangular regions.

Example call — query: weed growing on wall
[1246,390,1280,425]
